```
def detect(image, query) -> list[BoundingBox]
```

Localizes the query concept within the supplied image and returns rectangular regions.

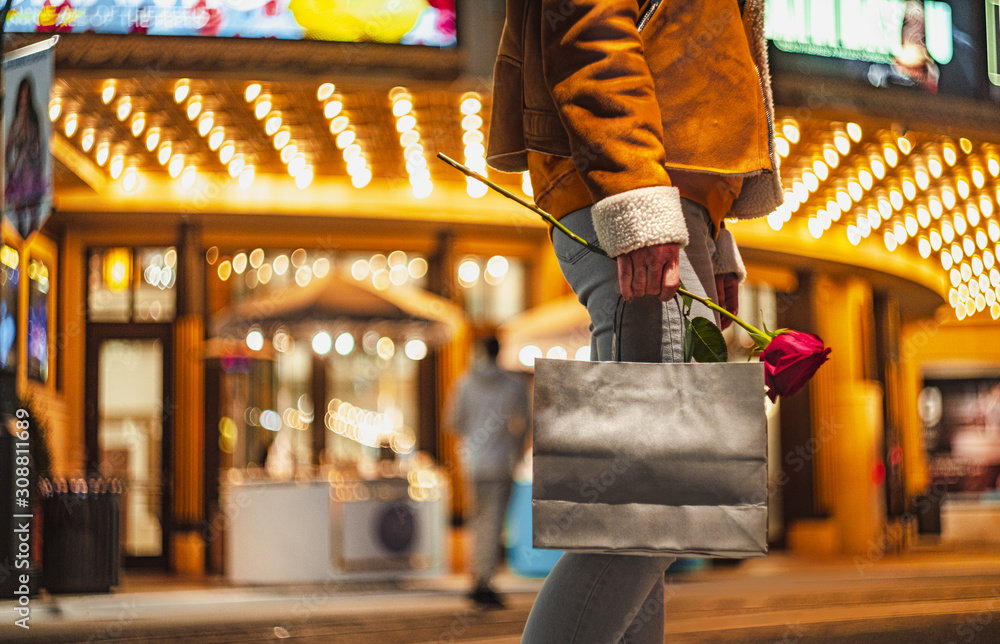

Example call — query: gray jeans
[521,199,719,644]
[471,478,514,588]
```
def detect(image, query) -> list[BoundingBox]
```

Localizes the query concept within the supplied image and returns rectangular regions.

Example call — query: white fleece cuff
[712,227,747,283]
[590,186,688,258]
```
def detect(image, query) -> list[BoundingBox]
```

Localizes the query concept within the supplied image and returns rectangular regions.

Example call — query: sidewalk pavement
[3,542,1000,642]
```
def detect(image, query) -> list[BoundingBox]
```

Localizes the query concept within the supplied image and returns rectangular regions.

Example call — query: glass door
[86,324,172,568]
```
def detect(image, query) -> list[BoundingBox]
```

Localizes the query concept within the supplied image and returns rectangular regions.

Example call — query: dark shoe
[469,585,506,609]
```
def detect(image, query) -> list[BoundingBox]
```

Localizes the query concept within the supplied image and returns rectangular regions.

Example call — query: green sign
[766,0,953,65]
[989,0,1000,85]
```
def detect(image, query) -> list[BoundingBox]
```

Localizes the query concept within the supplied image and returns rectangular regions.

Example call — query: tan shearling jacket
[487,0,783,259]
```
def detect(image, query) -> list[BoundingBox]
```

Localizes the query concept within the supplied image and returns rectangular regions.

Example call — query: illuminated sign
[4,0,456,47]
[989,0,1000,85]
[0,246,20,270]
[765,0,953,65]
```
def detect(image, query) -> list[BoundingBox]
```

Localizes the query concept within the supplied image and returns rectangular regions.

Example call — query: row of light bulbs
[460,92,488,199]
[769,118,1000,320]
[320,82,372,189]
[391,86,432,198]
[209,246,331,288]
[245,326,428,362]
[55,78,528,198]
[349,250,429,291]
[518,344,591,367]
[208,247,430,293]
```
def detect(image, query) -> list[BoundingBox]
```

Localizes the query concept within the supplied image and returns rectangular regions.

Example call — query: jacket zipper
[637,0,661,32]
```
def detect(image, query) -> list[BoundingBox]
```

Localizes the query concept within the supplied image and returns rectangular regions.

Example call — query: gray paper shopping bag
[531,359,768,557]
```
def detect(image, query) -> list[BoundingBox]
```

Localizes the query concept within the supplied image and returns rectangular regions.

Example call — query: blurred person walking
[448,336,529,609]
[486,0,782,640]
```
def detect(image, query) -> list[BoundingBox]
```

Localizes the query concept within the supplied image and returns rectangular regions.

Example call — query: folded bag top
[531,357,768,558]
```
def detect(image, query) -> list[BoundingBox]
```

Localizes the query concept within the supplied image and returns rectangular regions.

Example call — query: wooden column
[171,222,206,575]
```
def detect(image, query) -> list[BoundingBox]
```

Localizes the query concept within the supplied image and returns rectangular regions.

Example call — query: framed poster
[27,257,49,383]
[922,376,1000,494]
[0,245,19,374]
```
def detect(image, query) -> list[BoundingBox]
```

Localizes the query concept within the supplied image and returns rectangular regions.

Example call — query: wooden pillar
[311,353,326,465]
[171,222,206,575]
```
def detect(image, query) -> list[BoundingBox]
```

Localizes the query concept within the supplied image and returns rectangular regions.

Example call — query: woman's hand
[617,243,681,302]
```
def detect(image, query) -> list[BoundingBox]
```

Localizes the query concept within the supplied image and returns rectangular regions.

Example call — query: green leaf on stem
[679,281,693,311]
[690,316,728,363]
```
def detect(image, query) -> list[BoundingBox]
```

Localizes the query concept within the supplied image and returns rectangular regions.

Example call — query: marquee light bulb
[130,114,146,137]
[122,167,138,192]
[461,97,482,115]
[254,99,271,120]
[96,143,110,166]
[265,114,282,136]
[198,114,214,137]
[316,83,335,101]
[169,154,184,178]
[64,113,78,137]
[208,129,225,150]
[181,166,197,189]
[245,83,261,102]
[324,100,343,119]
[219,142,235,164]
[186,98,202,120]
[117,97,132,121]
[392,99,412,117]
[101,82,116,104]
[871,158,886,179]
[109,155,124,179]
[173,81,190,103]
[782,121,800,143]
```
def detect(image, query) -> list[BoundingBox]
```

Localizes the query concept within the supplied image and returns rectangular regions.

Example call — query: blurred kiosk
[222,467,449,584]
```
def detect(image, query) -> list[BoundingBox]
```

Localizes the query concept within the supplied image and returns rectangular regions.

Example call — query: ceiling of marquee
[48,76,507,196]
[46,75,1000,321]
[767,115,1000,322]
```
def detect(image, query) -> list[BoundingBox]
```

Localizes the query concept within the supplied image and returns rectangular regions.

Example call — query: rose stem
[436,153,769,342]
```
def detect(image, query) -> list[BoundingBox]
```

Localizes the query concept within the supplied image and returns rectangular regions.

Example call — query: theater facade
[4,0,1000,575]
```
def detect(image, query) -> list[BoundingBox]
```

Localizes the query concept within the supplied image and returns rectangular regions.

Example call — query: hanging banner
[3,0,456,47]
[3,38,56,242]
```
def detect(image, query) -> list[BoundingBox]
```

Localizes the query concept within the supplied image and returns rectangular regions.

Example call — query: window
[456,254,525,323]
[88,247,177,322]
[27,257,49,383]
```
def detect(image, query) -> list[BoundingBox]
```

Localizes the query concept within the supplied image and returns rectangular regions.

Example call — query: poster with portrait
[921,376,1000,495]
[3,38,56,243]
[766,0,999,104]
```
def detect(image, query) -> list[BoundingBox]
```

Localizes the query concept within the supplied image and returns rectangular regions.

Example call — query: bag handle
[612,296,626,361]
[610,294,686,362]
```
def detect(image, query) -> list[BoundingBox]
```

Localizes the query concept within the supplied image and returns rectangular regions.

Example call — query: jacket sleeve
[712,226,747,283]
[541,0,688,257]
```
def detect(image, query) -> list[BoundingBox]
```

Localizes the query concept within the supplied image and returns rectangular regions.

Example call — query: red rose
[762,331,831,402]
